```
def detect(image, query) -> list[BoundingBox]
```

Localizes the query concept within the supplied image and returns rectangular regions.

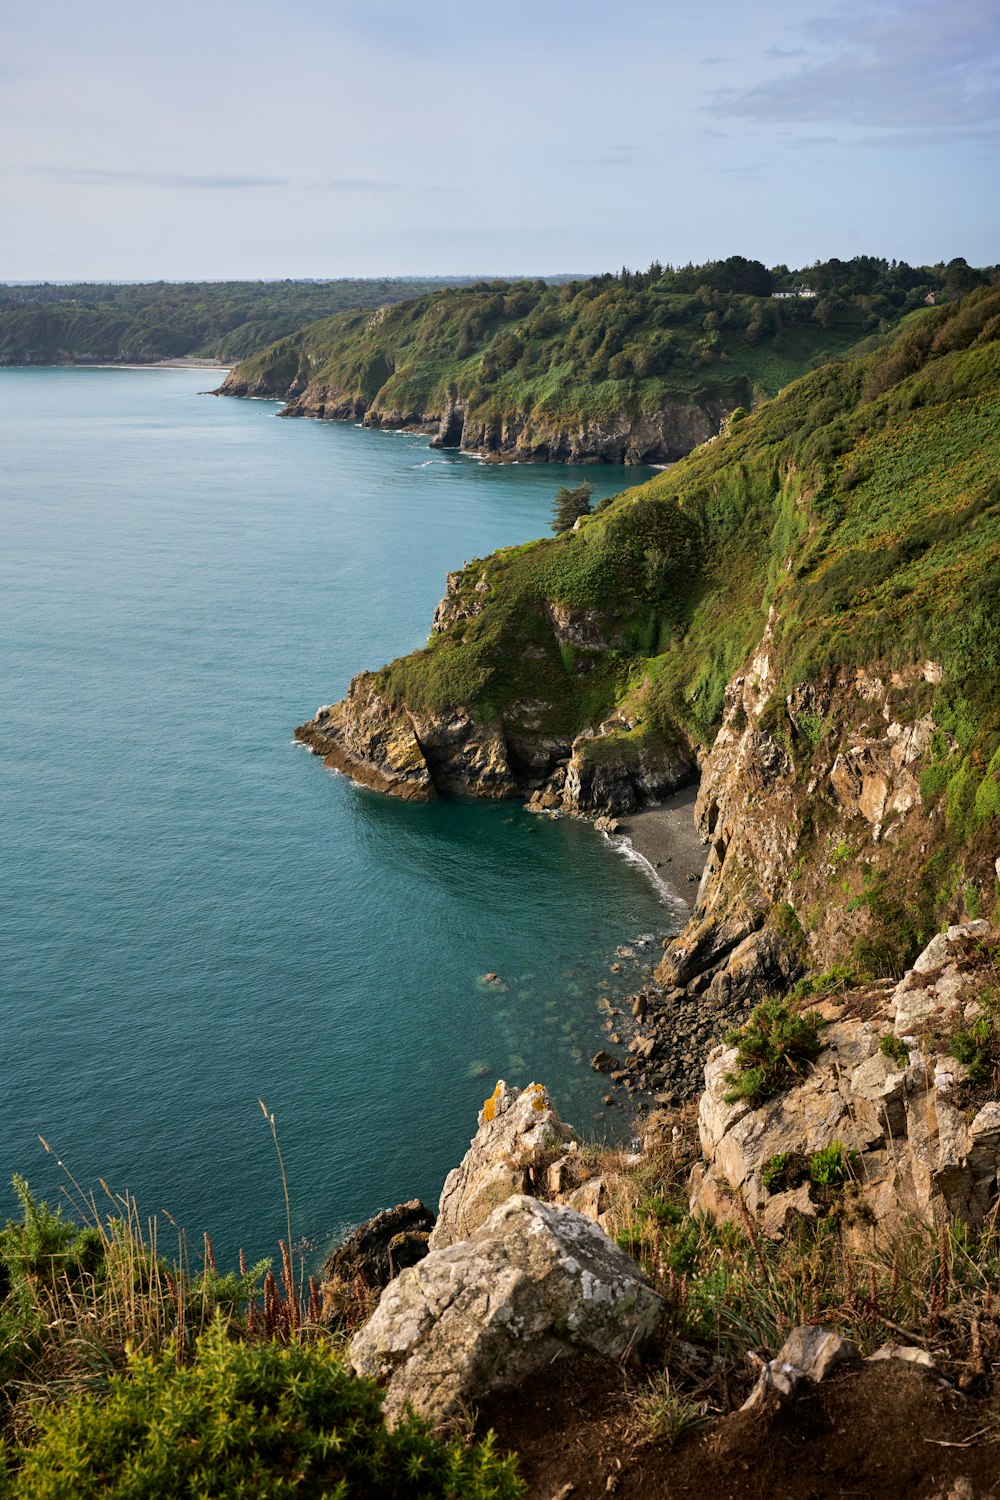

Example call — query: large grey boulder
[430,1080,579,1250]
[350,1194,666,1424]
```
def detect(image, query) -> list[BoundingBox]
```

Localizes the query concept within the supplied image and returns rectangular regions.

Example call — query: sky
[2,0,997,279]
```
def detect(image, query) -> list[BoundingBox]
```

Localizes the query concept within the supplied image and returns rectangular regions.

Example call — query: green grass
[225,259,947,427]
[319,286,1000,968]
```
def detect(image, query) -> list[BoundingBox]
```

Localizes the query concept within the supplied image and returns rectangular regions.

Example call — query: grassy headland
[340,285,1000,972]
[220,257,980,454]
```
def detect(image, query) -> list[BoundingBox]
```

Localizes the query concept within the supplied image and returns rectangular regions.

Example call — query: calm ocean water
[1,367,680,1264]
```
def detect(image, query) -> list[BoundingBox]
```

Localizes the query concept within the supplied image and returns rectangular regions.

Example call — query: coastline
[93,358,231,371]
[609,785,706,913]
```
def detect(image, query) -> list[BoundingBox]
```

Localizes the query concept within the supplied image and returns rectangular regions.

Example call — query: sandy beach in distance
[612,784,707,912]
[90,358,231,372]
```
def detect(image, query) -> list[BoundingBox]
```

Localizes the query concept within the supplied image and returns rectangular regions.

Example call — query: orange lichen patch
[525,1082,548,1112]
[482,1080,504,1122]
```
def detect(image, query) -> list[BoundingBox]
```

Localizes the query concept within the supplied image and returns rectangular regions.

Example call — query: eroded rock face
[408,707,519,799]
[692,923,1000,1237]
[560,732,695,815]
[349,1195,666,1424]
[294,675,520,801]
[294,676,435,801]
[426,400,729,465]
[431,1081,579,1251]
[320,1200,433,1323]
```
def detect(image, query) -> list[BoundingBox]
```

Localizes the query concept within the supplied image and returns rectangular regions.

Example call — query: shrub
[948,1018,993,1081]
[879,1034,910,1068]
[723,999,823,1107]
[2,1321,523,1499]
[808,1141,859,1189]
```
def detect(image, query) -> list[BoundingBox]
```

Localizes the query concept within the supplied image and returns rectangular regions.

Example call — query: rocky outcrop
[297,672,696,813]
[431,569,491,634]
[691,922,1000,1238]
[349,1194,666,1424]
[428,399,730,465]
[431,1080,580,1250]
[320,1200,433,1322]
[265,390,731,465]
[294,678,436,801]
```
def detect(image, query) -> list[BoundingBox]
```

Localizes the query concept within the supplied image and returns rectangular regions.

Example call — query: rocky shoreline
[217,367,734,466]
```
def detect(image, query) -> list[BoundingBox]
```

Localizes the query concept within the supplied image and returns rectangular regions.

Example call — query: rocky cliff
[296,290,999,1025]
[221,365,732,464]
[694,920,1000,1240]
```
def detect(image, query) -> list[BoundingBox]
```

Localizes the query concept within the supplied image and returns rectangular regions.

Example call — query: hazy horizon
[2,0,995,281]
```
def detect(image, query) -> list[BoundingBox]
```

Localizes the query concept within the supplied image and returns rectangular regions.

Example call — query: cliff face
[294,289,1000,998]
[220,370,730,464]
[655,618,954,1002]
[694,920,1000,1240]
[295,675,695,810]
[431,398,729,464]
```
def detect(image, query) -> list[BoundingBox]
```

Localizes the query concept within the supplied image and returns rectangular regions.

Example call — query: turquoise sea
[1,367,681,1265]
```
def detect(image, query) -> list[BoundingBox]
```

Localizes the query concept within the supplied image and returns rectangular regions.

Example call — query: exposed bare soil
[477,1355,999,1499]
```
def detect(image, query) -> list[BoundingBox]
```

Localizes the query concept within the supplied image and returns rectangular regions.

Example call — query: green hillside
[364,286,1000,963]
[0,278,473,366]
[223,256,968,432]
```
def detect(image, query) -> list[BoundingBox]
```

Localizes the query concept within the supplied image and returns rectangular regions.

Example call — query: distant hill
[219,255,988,463]
[0,278,475,367]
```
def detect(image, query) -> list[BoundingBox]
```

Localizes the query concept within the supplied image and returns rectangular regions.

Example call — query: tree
[551,482,593,533]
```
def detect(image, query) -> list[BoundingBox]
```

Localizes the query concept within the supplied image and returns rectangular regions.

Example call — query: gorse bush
[723,999,823,1107]
[0,1321,523,1499]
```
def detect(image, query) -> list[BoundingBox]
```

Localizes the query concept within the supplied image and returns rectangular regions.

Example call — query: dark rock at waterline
[321,1199,434,1323]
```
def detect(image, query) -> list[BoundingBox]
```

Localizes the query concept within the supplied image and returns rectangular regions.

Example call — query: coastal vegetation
[315,283,1000,977]
[0,278,472,366]
[0,1171,521,1497]
[220,256,988,448]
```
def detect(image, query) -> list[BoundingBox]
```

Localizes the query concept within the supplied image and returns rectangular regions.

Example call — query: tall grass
[0,1111,328,1442]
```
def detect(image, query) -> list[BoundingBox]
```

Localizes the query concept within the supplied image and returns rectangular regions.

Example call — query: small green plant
[2,1320,523,1498]
[808,1141,859,1189]
[791,963,857,1001]
[879,1034,910,1068]
[948,1017,993,1081]
[631,1370,705,1449]
[796,710,825,747]
[761,1152,808,1195]
[723,999,823,1107]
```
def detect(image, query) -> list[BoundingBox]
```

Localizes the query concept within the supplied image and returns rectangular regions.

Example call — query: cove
[1,366,683,1264]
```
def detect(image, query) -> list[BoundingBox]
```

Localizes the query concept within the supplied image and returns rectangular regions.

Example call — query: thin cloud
[713,0,1000,138]
[564,146,638,167]
[306,177,404,193]
[27,166,453,195]
[32,166,287,189]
